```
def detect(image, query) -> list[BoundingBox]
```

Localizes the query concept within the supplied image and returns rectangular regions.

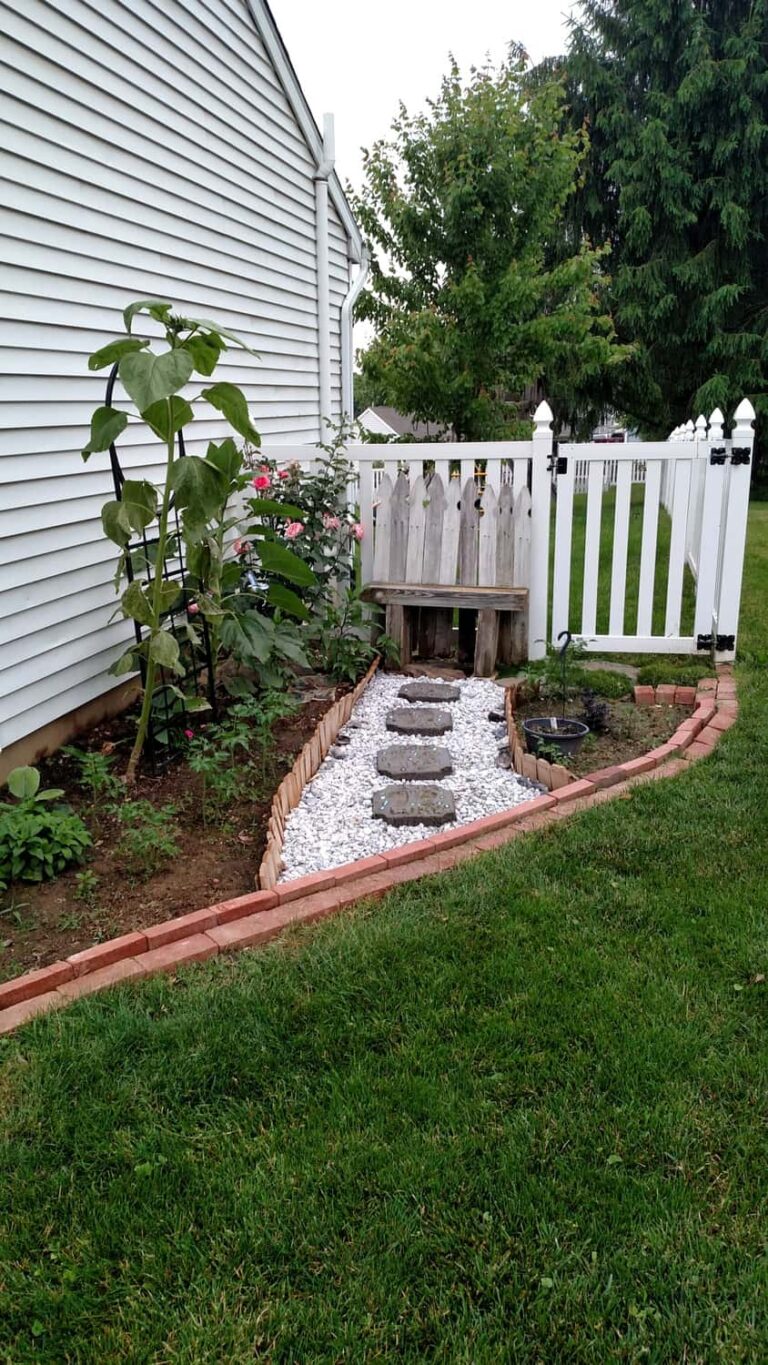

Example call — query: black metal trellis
[104,362,218,773]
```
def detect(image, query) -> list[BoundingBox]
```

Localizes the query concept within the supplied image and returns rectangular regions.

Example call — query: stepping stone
[376,745,453,781]
[386,707,453,736]
[398,681,461,704]
[372,784,456,827]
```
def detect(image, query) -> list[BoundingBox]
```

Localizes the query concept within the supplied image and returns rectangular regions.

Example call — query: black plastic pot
[522,716,589,758]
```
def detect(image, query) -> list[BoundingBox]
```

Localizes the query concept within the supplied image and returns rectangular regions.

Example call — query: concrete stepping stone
[376,744,453,781]
[372,784,456,826]
[386,707,453,736]
[398,681,461,704]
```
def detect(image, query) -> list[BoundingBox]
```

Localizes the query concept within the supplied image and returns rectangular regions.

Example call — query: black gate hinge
[697,632,735,652]
[709,446,727,465]
[731,446,751,466]
[548,455,568,475]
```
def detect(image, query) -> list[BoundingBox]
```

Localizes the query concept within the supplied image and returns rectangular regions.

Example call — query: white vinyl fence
[263,397,755,664]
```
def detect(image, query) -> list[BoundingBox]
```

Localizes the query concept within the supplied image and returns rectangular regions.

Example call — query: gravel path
[279,673,540,880]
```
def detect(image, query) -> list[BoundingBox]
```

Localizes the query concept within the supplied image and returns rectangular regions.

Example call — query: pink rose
[233,538,250,556]
[352,522,364,542]
[188,601,200,615]
[284,521,304,539]
[278,468,290,480]
[184,729,194,740]
[252,474,270,490]
[323,514,341,531]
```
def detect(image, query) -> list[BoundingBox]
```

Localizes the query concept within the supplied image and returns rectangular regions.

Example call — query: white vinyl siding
[0,0,357,750]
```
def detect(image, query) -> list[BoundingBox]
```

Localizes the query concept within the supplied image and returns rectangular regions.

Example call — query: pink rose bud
[353,522,364,541]
[188,601,200,615]
[323,514,341,531]
[278,468,290,480]
[233,538,250,556]
[184,729,194,740]
[252,474,270,490]
[284,521,304,539]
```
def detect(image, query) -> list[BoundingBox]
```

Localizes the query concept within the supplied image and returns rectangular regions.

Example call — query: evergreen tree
[352,52,626,440]
[566,0,768,438]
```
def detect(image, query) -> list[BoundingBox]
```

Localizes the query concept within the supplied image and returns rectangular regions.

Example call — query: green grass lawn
[1,511,767,1362]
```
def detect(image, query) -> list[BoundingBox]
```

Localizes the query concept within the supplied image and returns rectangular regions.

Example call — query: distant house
[0,0,365,769]
[357,406,455,442]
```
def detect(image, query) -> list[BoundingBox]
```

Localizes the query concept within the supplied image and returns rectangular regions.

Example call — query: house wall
[0,0,357,756]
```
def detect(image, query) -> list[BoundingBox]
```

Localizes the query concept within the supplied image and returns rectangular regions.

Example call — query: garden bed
[513,696,690,777]
[0,685,347,984]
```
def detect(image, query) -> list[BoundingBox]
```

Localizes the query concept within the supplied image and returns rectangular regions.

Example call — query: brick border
[0,671,736,1034]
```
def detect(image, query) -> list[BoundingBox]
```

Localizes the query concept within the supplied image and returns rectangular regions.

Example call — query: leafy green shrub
[636,659,711,688]
[111,800,180,877]
[0,767,91,891]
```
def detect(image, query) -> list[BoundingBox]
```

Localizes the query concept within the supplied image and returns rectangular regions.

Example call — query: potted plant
[521,631,589,758]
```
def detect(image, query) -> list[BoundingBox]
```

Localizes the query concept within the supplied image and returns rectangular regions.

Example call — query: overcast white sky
[272,0,577,191]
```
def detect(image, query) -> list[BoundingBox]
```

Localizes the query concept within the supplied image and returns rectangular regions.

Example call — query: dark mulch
[515,697,689,775]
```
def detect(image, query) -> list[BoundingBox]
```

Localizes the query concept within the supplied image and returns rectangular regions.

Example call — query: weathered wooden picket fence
[261,396,755,666]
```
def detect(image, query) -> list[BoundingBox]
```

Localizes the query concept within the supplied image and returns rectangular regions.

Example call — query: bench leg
[474,609,499,676]
[386,604,412,666]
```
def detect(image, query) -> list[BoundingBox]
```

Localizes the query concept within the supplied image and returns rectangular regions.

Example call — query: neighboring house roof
[254,0,362,262]
[358,406,454,440]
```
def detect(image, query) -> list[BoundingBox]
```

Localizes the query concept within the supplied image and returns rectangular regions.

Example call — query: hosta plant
[0,767,91,891]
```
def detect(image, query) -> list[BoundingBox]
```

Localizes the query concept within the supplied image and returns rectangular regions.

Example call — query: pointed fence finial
[695,413,707,436]
[533,400,553,433]
[709,407,724,442]
[684,419,695,440]
[733,397,756,428]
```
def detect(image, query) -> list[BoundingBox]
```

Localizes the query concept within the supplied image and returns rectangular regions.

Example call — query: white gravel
[279,673,540,879]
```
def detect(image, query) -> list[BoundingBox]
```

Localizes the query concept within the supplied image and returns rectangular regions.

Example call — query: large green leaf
[247,498,305,520]
[119,348,193,412]
[142,396,194,442]
[109,647,140,677]
[266,582,310,620]
[101,499,132,547]
[121,480,157,532]
[123,299,173,333]
[148,630,182,672]
[81,407,128,460]
[157,580,182,613]
[274,636,310,668]
[88,337,150,371]
[258,538,317,587]
[201,382,260,443]
[220,611,274,665]
[185,317,258,354]
[170,455,226,520]
[184,333,224,376]
[7,767,40,800]
[121,580,154,627]
[205,438,241,484]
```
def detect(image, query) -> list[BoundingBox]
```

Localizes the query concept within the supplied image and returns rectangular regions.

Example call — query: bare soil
[515,697,689,776]
[0,686,345,984]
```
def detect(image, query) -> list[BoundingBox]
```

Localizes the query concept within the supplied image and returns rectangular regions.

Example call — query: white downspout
[315,113,334,439]
[341,247,369,421]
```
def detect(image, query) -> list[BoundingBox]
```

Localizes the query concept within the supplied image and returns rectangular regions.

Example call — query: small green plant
[533,739,569,764]
[237,690,298,787]
[74,869,100,903]
[187,736,244,825]
[111,799,180,877]
[0,767,92,891]
[63,746,123,801]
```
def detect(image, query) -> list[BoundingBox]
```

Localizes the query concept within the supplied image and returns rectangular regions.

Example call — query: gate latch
[709,446,727,465]
[731,447,751,466]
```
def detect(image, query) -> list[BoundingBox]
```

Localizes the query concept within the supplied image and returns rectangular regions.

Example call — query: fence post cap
[708,407,724,425]
[532,400,553,428]
[695,413,707,432]
[733,397,756,423]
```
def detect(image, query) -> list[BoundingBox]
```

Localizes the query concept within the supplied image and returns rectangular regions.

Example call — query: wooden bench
[361,471,530,675]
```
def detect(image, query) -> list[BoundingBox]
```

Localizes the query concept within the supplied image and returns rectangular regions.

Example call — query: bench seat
[361,582,528,612]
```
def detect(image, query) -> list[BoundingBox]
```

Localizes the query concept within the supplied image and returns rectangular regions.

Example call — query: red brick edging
[0,671,737,1034]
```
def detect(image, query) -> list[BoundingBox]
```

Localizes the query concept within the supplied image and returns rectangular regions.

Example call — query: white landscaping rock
[278,673,539,880]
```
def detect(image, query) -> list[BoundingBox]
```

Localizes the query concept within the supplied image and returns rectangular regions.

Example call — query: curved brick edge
[0,671,737,1034]
[258,655,381,890]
